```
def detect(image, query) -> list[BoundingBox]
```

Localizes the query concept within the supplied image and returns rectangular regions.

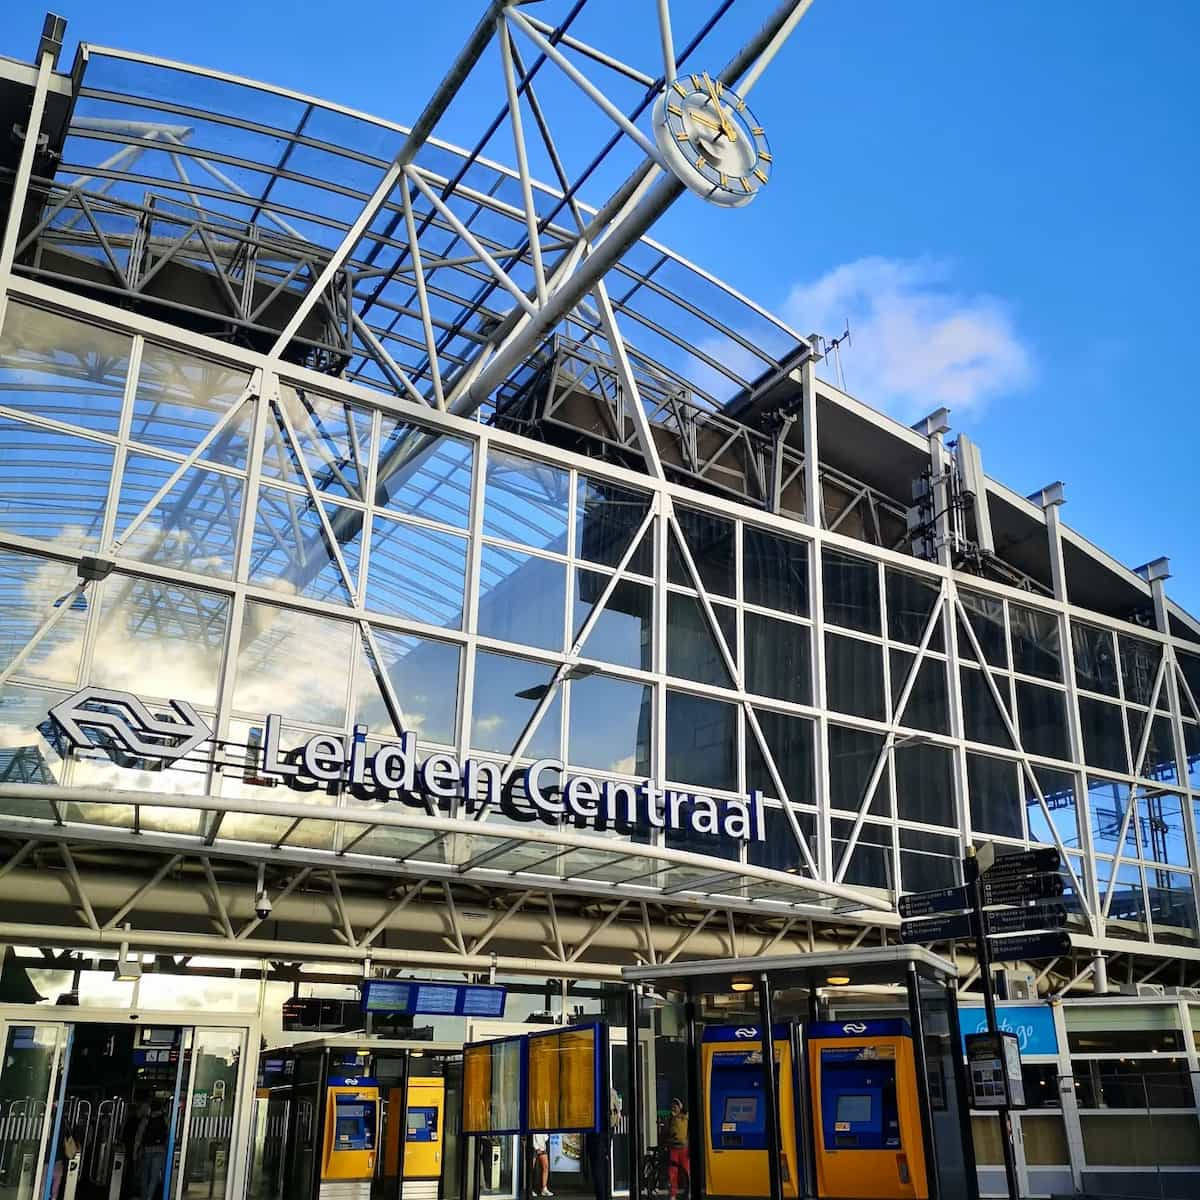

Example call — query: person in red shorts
[665,1098,690,1199]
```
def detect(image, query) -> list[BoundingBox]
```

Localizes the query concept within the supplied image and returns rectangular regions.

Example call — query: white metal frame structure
[0,2,1198,1005]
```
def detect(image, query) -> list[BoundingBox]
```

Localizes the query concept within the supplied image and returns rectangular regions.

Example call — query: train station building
[0,6,1198,1199]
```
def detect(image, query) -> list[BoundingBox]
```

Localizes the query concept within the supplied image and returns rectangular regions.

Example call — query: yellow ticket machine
[383,1075,445,1198]
[320,1083,380,1199]
[807,1020,928,1200]
[702,1024,801,1198]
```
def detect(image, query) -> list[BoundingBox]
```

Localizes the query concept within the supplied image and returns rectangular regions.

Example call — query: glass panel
[665,690,736,792]
[1079,698,1128,773]
[179,1028,244,1200]
[1119,636,1161,707]
[0,683,68,802]
[828,724,888,815]
[0,1023,62,1200]
[92,574,229,707]
[131,343,252,466]
[266,386,373,500]
[0,418,113,550]
[355,628,460,744]
[667,507,735,596]
[367,516,467,629]
[959,590,1006,667]
[832,818,895,890]
[744,613,810,703]
[574,573,652,671]
[1015,681,1070,761]
[1185,724,1200,789]
[376,418,473,527]
[117,452,242,578]
[1103,862,1146,930]
[1127,710,1178,783]
[0,301,131,433]
[744,526,808,616]
[747,805,811,872]
[483,449,569,552]
[1010,603,1062,681]
[250,486,360,604]
[822,548,880,634]
[746,709,814,803]
[1072,623,1120,697]
[1026,766,1079,852]
[666,594,734,687]
[890,650,949,734]
[825,633,885,720]
[894,742,955,828]
[1088,779,1136,858]
[899,827,959,892]
[1146,869,1195,940]
[470,650,560,759]
[885,569,942,649]
[575,475,651,572]
[477,547,565,651]
[0,549,87,686]
[232,602,354,726]
[961,667,1013,748]
[968,753,1023,839]
[568,675,651,776]
[1138,792,1188,865]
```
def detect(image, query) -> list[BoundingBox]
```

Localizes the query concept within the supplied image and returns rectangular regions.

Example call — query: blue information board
[958,1004,1058,1057]
[362,979,507,1018]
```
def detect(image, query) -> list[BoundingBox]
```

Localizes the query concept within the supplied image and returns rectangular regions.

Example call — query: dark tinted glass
[832,818,895,891]
[899,828,959,892]
[665,690,737,792]
[1010,603,1062,682]
[886,570,943,649]
[1126,711,1178,782]
[968,753,1023,838]
[744,527,808,615]
[828,724,888,814]
[666,593,735,687]
[745,613,811,703]
[575,573,652,671]
[961,667,1012,747]
[1119,636,1161,707]
[745,806,812,871]
[746,709,815,804]
[823,549,880,634]
[825,633,885,720]
[668,507,735,596]
[1072,623,1119,697]
[1016,681,1070,761]
[890,650,949,734]
[1079,698,1128,773]
[1025,766,1079,850]
[894,742,955,827]
[959,590,1006,667]
[575,476,652,572]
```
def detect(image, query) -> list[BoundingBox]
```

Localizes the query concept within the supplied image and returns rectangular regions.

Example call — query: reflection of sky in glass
[250,486,360,604]
[483,450,569,552]
[0,548,86,687]
[574,573,652,671]
[356,629,460,744]
[376,419,473,528]
[567,675,650,776]
[471,651,560,759]
[367,516,466,630]
[477,547,565,652]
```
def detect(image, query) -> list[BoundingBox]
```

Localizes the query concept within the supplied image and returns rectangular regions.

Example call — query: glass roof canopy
[0,782,892,921]
[36,42,804,421]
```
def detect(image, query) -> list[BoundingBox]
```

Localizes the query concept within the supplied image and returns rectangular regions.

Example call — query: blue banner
[958,1004,1058,1056]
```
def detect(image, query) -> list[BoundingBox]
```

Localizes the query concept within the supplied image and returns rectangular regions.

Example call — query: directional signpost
[897,845,1072,1199]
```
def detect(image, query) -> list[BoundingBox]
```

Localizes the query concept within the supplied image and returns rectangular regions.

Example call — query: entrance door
[0,1025,66,1200]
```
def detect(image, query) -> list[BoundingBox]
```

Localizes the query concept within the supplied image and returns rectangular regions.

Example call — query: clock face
[651,73,771,208]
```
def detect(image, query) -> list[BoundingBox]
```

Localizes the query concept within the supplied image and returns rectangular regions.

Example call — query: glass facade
[0,288,1198,947]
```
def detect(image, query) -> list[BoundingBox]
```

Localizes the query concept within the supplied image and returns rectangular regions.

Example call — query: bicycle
[640,1144,689,1199]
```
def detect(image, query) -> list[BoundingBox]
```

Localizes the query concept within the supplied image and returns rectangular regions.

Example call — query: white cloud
[782,256,1032,421]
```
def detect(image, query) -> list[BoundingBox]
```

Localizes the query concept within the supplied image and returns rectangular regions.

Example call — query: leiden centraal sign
[48,687,766,843]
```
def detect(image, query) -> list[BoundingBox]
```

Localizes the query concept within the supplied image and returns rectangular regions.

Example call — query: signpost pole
[965,849,1022,1200]
[756,973,784,1200]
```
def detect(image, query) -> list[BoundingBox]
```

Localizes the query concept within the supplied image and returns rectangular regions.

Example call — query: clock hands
[701,72,737,142]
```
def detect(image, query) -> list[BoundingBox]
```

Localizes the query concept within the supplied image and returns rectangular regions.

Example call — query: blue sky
[8,1,1198,614]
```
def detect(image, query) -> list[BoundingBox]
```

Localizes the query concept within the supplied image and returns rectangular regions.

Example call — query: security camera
[254,891,273,920]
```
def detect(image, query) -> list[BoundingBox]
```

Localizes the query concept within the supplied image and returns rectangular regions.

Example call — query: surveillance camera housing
[255,891,273,920]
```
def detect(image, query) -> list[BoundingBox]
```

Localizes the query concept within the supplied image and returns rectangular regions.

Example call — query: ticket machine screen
[819,1051,897,1151]
[836,1095,872,1124]
[334,1099,376,1150]
[407,1107,439,1142]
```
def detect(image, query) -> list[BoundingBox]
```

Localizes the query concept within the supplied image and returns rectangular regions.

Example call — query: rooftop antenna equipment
[826,320,851,391]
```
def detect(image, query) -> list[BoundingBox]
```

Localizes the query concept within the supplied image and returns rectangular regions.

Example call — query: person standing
[132,1100,170,1200]
[664,1099,689,1200]
[530,1132,553,1197]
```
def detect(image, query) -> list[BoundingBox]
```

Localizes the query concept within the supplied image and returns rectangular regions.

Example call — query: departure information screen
[362,980,507,1017]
